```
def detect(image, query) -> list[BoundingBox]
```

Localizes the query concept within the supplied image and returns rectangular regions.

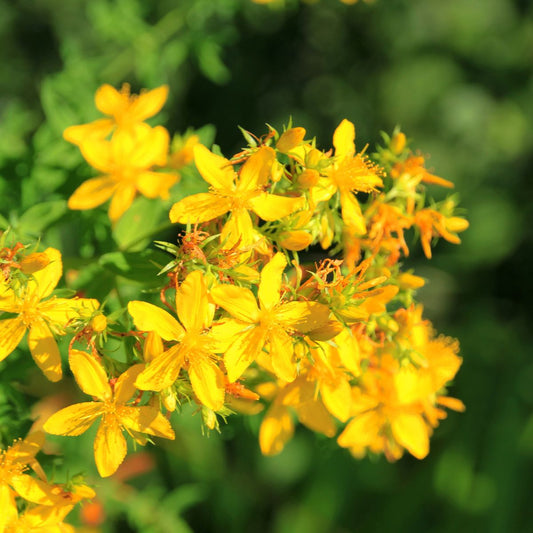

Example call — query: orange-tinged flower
[64,83,169,145]
[129,271,226,411]
[43,350,175,477]
[211,252,330,382]
[68,124,178,222]
[413,208,469,259]
[169,145,304,250]
[0,248,98,381]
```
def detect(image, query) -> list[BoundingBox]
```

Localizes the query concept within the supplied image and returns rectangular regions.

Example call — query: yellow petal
[259,404,294,456]
[119,406,175,439]
[334,328,361,376]
[221,208,255,250]
[114,364,145,404]
[193,144,235,190]
[189,356,225,411]
[0,318,26,362]
[39,297,98,327]
[258,252,286,310]
[209,318,251,353]
[26,247,62,301]
[125,125,169,168]
[43,402,102,436]
[337,410,381,449]
[136,170,179,199]
[390,412,430,459]
[296,397,337,437]
[224,326,267,382]
[10,431,45,463]
[128,85,169,122]
[68,176,117,210]
[210,285,260,323]
[0,283,18,311]
[176,271,210,332]
[333,119,355,161]
[63,119,114,146]
[10,474,58,505]
[340,191,366,234]
[320,378,352,422]
[28,318,62,382]
[249,192,304,221]
[108,183,136,221]
[275,301,330,333]
[276,127,306,153]
[169,193,231,224]
[135,344,184,391]
[128,300,184,341]
[143,331,164,363]
[237,146,275,191]
[95,84,125,116]
[94,417,127,477]
[268,328,297,383]
[278,230,313,251]
[0,483,17,530]
[69,349,111,400]
[79,139,114,172]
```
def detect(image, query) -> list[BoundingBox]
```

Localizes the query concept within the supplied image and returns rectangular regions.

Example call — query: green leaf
[16,200,68,236]
[99,249,169,286]
[113,196,169,252]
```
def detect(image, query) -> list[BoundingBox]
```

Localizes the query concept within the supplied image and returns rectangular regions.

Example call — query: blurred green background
[1,0,532,531]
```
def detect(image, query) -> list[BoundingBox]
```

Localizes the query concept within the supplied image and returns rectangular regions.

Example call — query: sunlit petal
[28,318,62,382]
[68,349,111,400]
[249,192,304,221]
[68,176,117,210]
[176,271,210,332]
[390,412,429,459]
[189,356,225,411]
[94,418,127,477]
[135,344,185,391]
[114,364,145,404]
[210,284,260,323]
[237,146,275,191]
[333,118,355,160]
[128,300,184,341]
[0,318,26,362]
[119,406,175,439]
[193,144,235,190]
[258,252,285,310]
[43,402,102,436]
[268,328,297,383]
[169,193,231,224]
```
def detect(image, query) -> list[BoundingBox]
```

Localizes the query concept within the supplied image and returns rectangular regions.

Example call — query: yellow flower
[259,374,336,456]
[0,432,60,529]
[311,119,383,234]
[129,271,226,411]
[43,350,175,477]
[169,145,304,250]
[64,83,169,145]
[68,124,178,222]
[211,252,330,382]
[0,248,98,382]
[4,504,76,533]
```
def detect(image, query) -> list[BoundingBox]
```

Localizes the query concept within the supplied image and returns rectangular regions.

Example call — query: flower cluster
[0,84,468,529]
[0,432,94,532]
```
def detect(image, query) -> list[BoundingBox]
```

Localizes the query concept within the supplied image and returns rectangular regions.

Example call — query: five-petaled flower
[43,349,175,477]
